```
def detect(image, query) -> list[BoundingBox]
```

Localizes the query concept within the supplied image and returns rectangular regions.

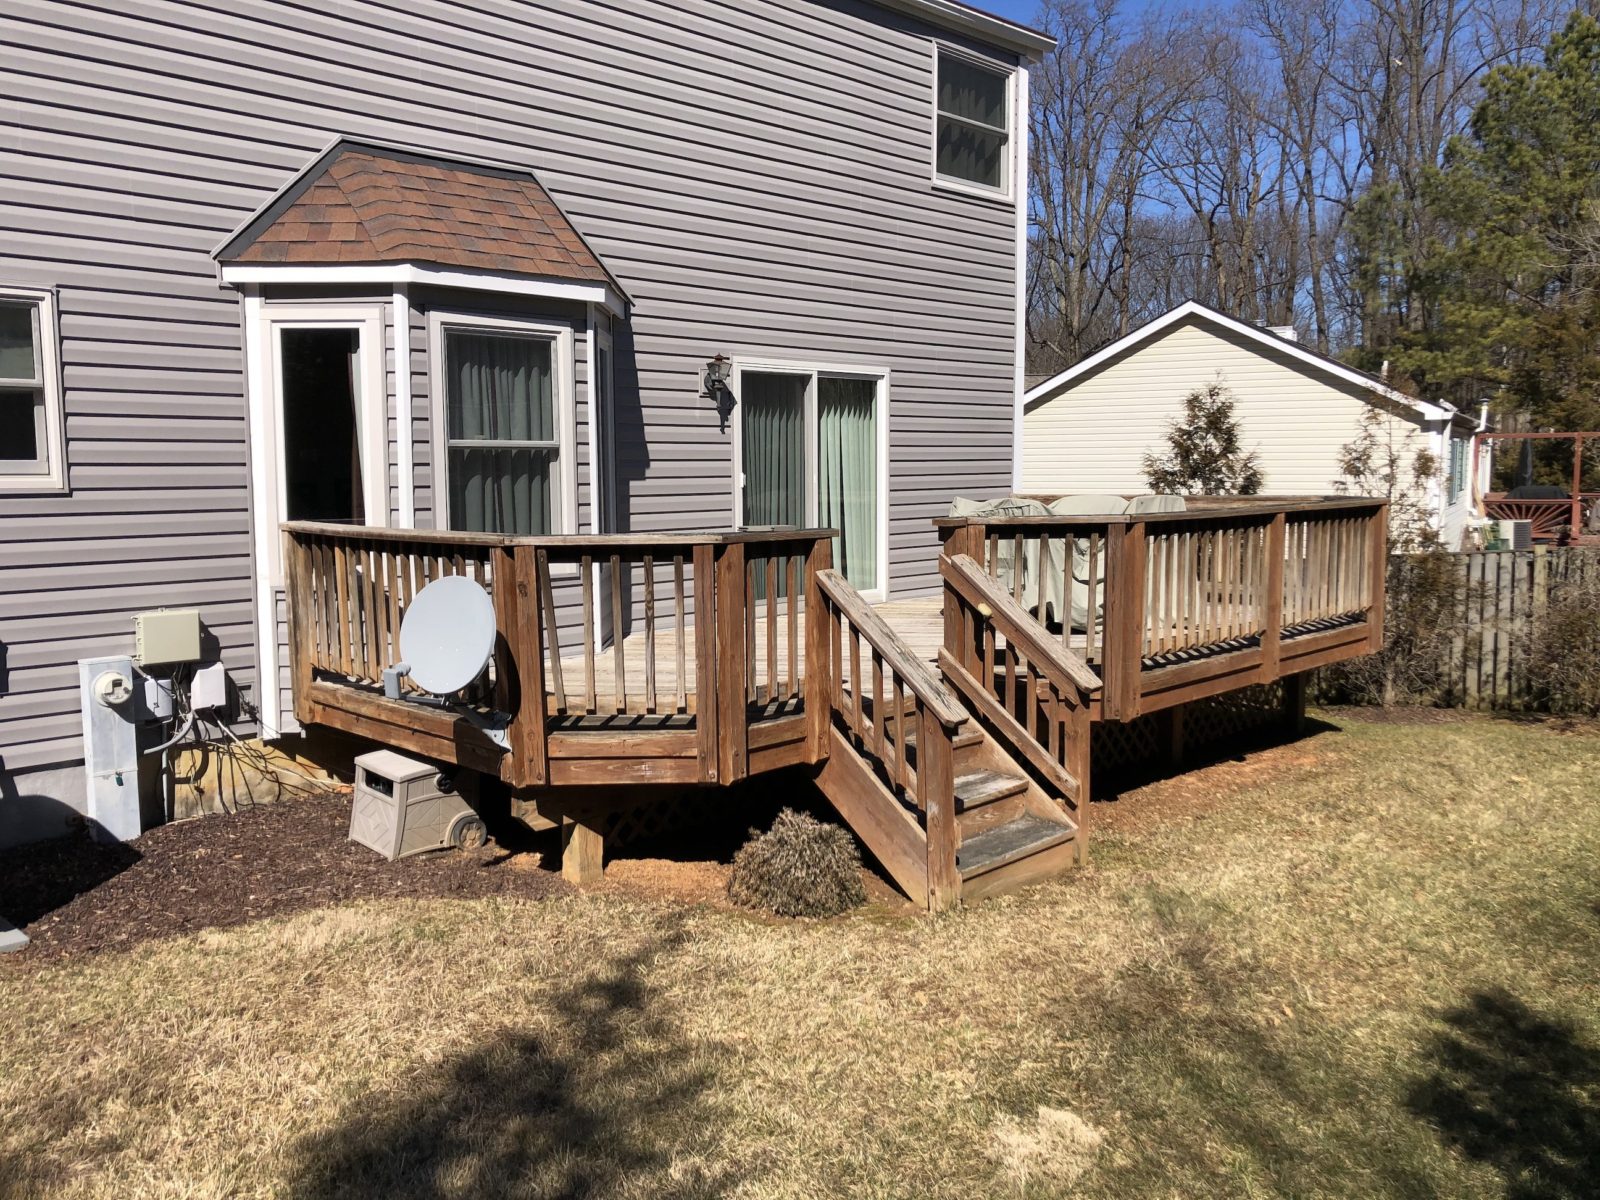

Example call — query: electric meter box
[349,750,487,861]
[133,609,202,666]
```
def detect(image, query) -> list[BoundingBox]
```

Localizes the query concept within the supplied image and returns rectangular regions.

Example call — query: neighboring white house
[1019,302,1488,547]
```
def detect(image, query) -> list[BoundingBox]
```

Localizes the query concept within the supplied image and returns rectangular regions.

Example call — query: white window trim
[930,41,1017,203]
[0,285,67,492]
[244,296,388,739]
[729,356,892,603]
[426,309,578,539]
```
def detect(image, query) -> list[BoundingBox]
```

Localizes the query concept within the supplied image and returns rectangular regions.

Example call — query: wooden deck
[281,496,1388,908]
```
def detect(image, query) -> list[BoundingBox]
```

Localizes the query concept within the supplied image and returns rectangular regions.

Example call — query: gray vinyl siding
[0,0,1020,785]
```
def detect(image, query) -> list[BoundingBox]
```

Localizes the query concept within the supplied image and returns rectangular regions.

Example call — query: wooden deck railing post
[283,529,315,725]
[1102,520,1146,720]
[715,541,749,784]
[497,544,547,787]
[921,718,960,911]
[1367,503,1389,653]
[804,536,833,762]
[1260,511,1287,683]
[693,544,720,783]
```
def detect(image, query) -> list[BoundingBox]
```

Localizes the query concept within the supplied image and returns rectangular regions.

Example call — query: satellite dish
[392,575,496,695]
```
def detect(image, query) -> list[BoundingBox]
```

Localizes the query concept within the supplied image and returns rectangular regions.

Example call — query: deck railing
[939,553,1098,828]
[813,567,969,909]
[282,523,834,788]
[936,497,1387,719]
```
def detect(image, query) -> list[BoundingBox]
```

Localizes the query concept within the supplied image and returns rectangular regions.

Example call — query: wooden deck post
[1165,703,1186,770]
[804,537,833,762]
[1102,521,1146,721]
[1282,672,1307,736]
[1261,511,1286,683]
[715,542,749,784]
[561,816,605,885]
[921,723,960,911]
[497,544,547,787]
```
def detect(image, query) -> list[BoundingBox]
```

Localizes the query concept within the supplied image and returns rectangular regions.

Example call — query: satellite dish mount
[382,575,510,749]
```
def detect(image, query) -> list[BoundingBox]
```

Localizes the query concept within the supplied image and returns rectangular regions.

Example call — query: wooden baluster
[580,555,596,713]
[674,555,688,713]
[987,532,999,577]
[332,541,352,678]
[829,600,844,715]
[610,554,626,714]
[1035,534,1049,626]
[537,549,567,717]
[765,553,779,704]
[804,538,834,760]
[1060,534,1074,646]
[849,624,864,745]
[643,554,657,715]
[1085,532,1100,663]
[1012,532,1025,604]
[745,556,756,700]
[892,676,907,795]
[787,555,800,702]
[981,608,997,700]
[872,650,885,763]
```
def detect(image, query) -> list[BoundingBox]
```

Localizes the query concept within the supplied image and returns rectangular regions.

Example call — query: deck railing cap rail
[815,568,969,730]
[282,522,837,550]
[932,496,1386,529]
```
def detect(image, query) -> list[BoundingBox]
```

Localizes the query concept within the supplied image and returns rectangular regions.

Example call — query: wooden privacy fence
[1437,547,1600,709]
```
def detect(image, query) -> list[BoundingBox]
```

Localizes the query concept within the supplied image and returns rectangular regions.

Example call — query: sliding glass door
[738,366,883,596]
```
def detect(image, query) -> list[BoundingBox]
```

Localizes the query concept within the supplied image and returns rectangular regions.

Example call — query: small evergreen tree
[1143,381,1263,495]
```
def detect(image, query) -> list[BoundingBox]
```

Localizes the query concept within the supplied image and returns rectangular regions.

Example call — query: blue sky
[979,0,1045,27]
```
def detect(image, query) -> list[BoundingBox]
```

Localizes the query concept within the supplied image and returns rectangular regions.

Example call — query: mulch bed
[0,790,569,967]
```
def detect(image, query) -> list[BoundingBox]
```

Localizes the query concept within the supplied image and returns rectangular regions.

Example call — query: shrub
[1521,581,1600,715]
[1317,549,1471,706]
[726,809,866,918]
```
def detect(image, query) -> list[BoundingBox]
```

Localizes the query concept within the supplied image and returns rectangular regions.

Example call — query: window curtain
[741,373,805,529]
[446,331,554,536]
[819,377,877,590]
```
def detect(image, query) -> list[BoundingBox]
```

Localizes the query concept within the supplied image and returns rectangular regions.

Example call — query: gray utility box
[349,750,487,861]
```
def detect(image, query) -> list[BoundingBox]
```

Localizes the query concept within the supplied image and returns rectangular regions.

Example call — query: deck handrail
[941,554,1101,694]
[939,553,1096,810]
[815,570,967,730]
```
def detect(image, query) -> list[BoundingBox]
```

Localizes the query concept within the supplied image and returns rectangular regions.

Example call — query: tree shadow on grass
[1407,989,1600,1200]
[285,925,741,1200]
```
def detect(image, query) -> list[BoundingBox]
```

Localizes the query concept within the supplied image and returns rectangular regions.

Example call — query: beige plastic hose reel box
[349,750,486,861]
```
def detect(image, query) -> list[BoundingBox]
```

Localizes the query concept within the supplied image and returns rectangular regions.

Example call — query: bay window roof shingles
[219,142,617,289]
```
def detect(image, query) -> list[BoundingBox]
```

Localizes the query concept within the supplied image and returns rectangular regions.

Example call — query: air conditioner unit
[349,750,486,861]
[1495,520,1534,551]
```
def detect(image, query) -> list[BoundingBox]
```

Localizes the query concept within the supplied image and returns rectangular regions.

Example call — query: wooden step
[954,768,1029,839]
[957,814,1076,881]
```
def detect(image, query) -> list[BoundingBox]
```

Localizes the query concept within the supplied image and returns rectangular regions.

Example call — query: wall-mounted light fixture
[703,354,734,430]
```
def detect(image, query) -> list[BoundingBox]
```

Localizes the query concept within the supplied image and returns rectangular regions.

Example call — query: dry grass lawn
[3,711,1598,1199]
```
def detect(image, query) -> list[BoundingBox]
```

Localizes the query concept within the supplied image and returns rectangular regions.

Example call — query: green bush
[726,809,866,918]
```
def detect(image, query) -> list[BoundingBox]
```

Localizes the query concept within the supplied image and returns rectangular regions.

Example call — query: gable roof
[215,139,628,308]
[1023,300,1463,427]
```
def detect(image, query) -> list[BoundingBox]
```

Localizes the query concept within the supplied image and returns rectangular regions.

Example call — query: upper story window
[0,286,66,491]
[934,48,1013,197]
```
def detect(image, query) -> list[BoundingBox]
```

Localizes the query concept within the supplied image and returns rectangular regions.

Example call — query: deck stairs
[812,558,1096,909]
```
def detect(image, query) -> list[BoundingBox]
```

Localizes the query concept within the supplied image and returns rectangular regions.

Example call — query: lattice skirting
[1093,681,1290,780]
